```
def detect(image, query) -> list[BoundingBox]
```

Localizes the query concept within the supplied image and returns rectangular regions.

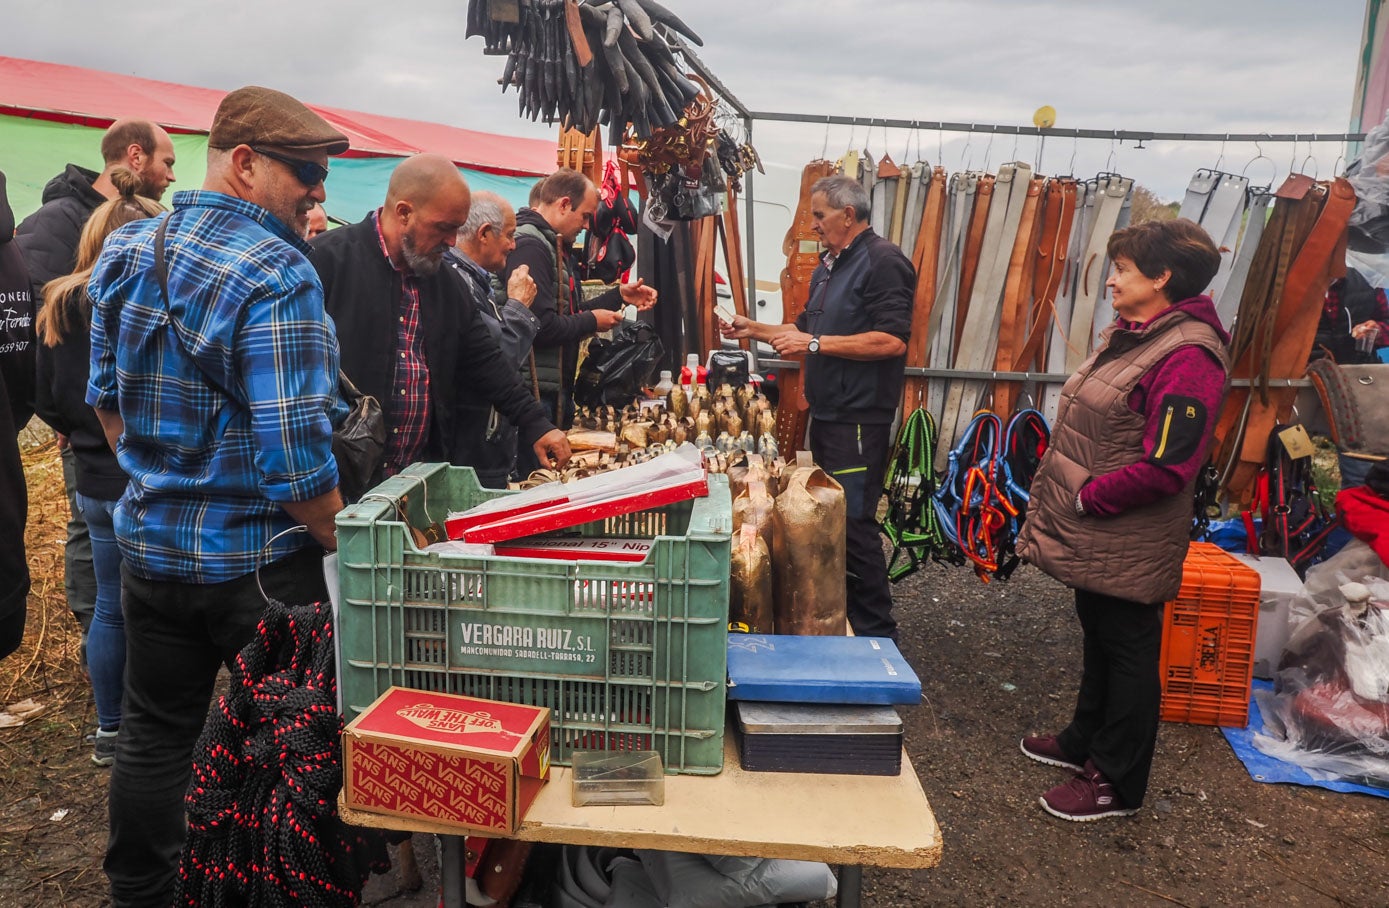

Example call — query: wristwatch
[807,336,821,355]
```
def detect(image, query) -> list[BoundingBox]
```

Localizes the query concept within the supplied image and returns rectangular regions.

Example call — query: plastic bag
[1252,572,1389,785]
[573,320,665,409]
[772,465,847,635]
[1347,107,1389,230]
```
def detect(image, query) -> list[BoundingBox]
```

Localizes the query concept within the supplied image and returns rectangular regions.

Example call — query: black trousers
[104,546,328,908]
[808,420,896,639]
[1056,588,1164,808]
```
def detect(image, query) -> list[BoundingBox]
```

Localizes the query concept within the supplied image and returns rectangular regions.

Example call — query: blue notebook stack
[726,635,919,775]
[726,634,921,705]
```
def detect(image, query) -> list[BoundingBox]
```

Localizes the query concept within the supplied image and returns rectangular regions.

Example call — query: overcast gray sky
[0,0,1371,200]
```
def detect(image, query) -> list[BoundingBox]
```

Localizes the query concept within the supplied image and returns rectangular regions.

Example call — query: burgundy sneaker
[1019,734,1084,772]
[1040,761,1138,821]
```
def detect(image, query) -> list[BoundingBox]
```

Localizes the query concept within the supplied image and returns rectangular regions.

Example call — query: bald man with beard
[313,154,569,484]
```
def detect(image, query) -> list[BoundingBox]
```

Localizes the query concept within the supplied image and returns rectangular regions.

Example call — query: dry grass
[0,430,106,908]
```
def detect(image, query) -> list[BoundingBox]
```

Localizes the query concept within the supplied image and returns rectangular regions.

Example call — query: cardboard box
[343,687,550,834]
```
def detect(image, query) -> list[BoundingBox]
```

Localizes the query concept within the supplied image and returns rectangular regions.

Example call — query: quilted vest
[1016,311,1229,604]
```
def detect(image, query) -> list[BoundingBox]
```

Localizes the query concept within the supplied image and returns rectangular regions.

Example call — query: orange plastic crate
[1159,543,1261,727]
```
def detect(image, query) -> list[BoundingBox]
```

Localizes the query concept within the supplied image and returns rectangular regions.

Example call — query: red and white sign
[343,687,550,835]
[492,536,654,563]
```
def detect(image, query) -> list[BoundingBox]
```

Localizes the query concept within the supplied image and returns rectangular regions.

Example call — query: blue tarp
[1220,680,1389,799]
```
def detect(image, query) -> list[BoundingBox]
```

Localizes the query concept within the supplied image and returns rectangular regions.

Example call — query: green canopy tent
[0,55,556,225]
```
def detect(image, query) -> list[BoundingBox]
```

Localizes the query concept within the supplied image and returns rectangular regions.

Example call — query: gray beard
[401,232,443,275]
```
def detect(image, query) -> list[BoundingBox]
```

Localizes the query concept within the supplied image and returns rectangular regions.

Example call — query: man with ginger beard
[86,85,349,907]
[313,153,569,482]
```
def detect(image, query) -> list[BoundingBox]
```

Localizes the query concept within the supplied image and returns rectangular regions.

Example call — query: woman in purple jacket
[1017,218,1230,821]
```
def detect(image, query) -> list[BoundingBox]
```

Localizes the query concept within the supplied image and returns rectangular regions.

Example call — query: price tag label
[1278,424,1316,460]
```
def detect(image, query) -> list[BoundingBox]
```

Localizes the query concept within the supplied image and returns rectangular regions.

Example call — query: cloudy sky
[0,0,1372,201]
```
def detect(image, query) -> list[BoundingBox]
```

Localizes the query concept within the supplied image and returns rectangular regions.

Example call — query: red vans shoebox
[343,687,551,834]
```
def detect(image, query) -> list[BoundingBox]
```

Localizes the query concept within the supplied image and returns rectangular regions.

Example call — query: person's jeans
[104,545,329,908]
[60,446,97,638]
[75,493,124,731]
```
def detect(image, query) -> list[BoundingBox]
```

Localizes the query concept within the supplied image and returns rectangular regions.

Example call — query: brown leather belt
[953,173,995,353]
[1213,176,1354,502]
[991,176,1045,415]
[901,165,949,413]
[775,159,835,455]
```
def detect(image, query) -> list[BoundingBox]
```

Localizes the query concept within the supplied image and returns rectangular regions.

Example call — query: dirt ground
[3,439,1387,907]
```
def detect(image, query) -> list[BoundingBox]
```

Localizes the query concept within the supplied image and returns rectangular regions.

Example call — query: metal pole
[742,115,760,372]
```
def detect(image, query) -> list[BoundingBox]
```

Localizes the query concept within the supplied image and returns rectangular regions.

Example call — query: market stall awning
[0,55,556,176]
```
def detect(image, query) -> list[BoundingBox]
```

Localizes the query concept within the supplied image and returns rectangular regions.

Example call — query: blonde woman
[34,167,163,766]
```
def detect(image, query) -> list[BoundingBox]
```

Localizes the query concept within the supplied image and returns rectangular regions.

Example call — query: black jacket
[15,165,106,301]
[446,250,539,488]
[34,298,127,500]
[794,229,914,425]
[501,208,622,401]
[311,215,553,471]
[0,172,33,658]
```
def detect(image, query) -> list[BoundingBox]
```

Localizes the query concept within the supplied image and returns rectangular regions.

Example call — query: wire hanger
[1242,136,1275,189]
[1214,134,1228,173]
[820,115,831,160]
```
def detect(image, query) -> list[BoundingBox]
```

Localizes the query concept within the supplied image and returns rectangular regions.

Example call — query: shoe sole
[91,755,114,767]
[1018,739,1084,773]
[1038,796,1138,822]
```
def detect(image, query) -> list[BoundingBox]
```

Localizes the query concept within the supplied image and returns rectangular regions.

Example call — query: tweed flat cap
[208,86,350,155]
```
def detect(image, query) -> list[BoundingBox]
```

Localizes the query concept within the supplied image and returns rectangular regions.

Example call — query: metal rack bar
[746,111,1365,145]
[756,358,1311,387]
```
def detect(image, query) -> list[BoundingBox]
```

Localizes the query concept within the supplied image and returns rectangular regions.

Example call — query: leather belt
[1065,174,1131,372]
[902,165,948,412]
[1213,176,1355,502]
[992,176,1046,416]
[953,172,996,354]
[1216,188,1272,326]
[926,173,978,432]
[941,163,1034,457]
[775,159,835,455]
[1013,178,1078,374]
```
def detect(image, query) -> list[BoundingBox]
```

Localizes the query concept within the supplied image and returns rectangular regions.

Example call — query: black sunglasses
[251,146,329,187]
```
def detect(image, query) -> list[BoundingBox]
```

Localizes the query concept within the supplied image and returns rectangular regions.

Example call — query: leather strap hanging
[1065,174,1131,372]
[719,189,750,351]
[1201,172,1252,304]
[775,160,835,455]
[992,177,1045,415]
[1214,177,1355,502]
[942,163,1033,454]
[926,173,976,428]
[899,162,929,256]
[889,162,911,245]
[901,165,948,412]
[1013,178,1078,374]
[1216,188,1272,325]
[952,173,995,353]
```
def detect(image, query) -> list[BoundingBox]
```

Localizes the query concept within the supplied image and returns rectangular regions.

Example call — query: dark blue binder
[725,635,921,705]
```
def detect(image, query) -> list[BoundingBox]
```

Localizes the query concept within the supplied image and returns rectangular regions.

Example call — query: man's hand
[533,429,572,469]
[619,278,658,311]
[508,264,537,308]
[720,314,753,339]
[770,330,816,357]
[593,308,624,332]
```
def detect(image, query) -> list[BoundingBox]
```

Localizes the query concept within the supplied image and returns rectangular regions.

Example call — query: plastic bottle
[653,370,674,396]
[680,353,700,388]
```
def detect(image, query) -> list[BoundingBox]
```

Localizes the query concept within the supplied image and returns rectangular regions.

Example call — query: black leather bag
[572,319,665,408]
[154,216,384,502]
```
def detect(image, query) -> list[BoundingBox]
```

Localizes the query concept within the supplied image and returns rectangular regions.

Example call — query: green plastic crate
[336,463,731,774]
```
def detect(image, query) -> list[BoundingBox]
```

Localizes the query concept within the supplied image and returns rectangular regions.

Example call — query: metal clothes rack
[669,46,1359,386]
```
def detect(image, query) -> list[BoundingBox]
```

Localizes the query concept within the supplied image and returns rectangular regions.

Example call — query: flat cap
[208,86,350,155]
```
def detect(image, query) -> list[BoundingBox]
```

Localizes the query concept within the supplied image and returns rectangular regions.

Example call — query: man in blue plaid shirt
[85,86,350,908]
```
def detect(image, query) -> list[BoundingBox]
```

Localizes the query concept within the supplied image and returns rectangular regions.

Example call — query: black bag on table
[573,320,665,408]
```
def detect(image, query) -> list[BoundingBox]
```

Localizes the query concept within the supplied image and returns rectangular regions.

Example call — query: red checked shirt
[373,211,431,476]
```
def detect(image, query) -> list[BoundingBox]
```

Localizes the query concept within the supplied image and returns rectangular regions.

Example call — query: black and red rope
[176,598,390,907]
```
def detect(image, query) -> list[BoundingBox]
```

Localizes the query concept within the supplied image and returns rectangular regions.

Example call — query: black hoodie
[0,171,34,659]
[15,164,105,300]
